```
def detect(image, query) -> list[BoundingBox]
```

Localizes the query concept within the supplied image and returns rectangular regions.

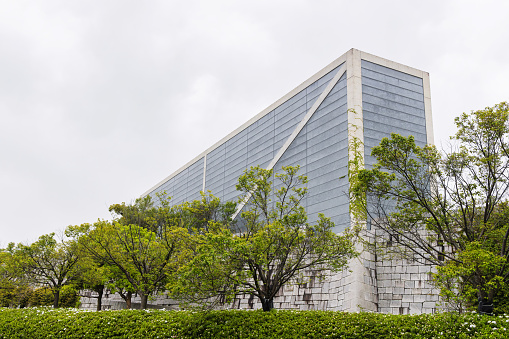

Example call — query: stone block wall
[80,291,180,311]
[80,229,442,314]
[369,228,442,315]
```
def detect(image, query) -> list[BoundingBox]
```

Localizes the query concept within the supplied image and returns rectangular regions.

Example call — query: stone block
[390,300,402,308]
[423,301,436,309]
[418,265,430,274]
[410,273,420,281]
[426,294,439,301]
[421,307,434,314]
[404,281,414,289]
[413,295,426,302]
[402,295,414,303]
[393,287,404,294]
[311,288,321,294]
[409,303,423,314]
[393,279,404,287]
[407,266,419,274]
[412,288,422,295]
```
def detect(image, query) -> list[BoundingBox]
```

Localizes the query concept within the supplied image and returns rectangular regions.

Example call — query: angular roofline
[141,48,432,197]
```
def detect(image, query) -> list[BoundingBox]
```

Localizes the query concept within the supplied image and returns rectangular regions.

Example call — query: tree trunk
[96,287,104,311]
[119,290,133,309]
[53,289,60,308]
[140,293,149,309]
[260,297,273,312]
[126,291,132,309]
[477,288,494,315]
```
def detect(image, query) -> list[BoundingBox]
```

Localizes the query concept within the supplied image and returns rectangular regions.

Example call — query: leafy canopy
[172,165,356,311]
[351,102,509,311]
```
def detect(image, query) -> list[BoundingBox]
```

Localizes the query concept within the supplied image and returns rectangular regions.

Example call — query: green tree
[0,245,31,308]
[8,233,80,308]
[351,102,509,311]
[69,247,113,311]
[72,195,192,309]
[172,165,356,311]
[180,192,236,233]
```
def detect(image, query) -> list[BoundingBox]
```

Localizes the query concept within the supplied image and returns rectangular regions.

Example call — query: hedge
[1,308,509,338]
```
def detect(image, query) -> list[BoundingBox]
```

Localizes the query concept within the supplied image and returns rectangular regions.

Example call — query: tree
[172,165,356,311]
[0,244,31,308]
[180,192,236,233]
[70,247,113,311]
[9,233,80,308]
[71,195,192,309]
[351,102,509,311]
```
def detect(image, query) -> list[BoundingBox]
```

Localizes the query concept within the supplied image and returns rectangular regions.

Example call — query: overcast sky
[1,0,508,245]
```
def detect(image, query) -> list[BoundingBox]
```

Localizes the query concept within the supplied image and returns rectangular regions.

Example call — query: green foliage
[350,102,509,310]
[180,192,236,232]
[172,166,356,311]
[0,285,31,308]
[1,308,509,338]
[347,108,367,224]
[68,194,200,309]
[27,287,54,307]
[3,233,80,308]
[27,286,78,308]
[0,285,78,309]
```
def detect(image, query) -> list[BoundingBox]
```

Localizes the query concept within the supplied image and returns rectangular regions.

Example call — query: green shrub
[0,289,15,308]
[0,286,31,308]
[27,287,53,307]
[1,308,509,338]
[26,286,79,308]
[59,285,79,308]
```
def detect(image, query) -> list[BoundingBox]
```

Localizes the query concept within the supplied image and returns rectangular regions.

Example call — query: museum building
[142,48,432,234]
[82,49,439,314]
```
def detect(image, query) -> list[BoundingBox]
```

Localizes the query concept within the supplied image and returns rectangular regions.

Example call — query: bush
[27,287,53,307]
[1,308,509,338]
[59,285,79,308]
[26,286,79,308]
[0,286,31,308]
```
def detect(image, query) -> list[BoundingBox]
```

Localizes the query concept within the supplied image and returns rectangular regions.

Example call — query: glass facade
[145,52,428,234]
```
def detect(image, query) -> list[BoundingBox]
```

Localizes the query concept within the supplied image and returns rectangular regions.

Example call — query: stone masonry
[80,229,442,314]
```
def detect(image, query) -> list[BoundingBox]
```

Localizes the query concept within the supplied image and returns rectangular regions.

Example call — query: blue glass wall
[361,60,427,225]
[362,60,427,168]
[145,57,428,234]
[274,73,348,232]
[147,65,344,215]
